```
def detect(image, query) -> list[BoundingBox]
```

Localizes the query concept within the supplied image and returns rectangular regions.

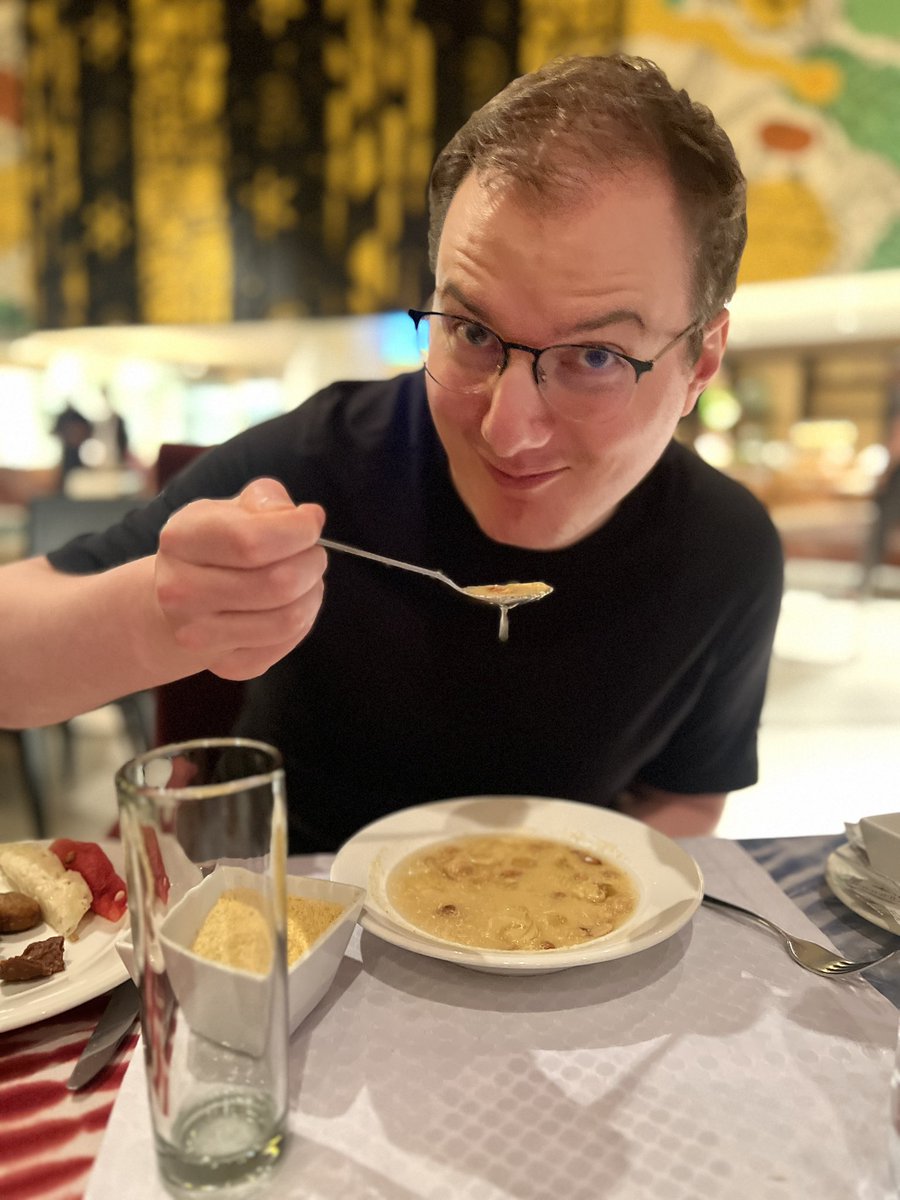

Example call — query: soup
[386,833,637,951]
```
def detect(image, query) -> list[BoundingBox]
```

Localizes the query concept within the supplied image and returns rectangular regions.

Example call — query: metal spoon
[318,537,553,641]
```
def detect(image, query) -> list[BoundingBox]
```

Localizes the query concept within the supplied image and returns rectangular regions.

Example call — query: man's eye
[557,346,623,373]
[581,347,616,370]
[458,321,492,347]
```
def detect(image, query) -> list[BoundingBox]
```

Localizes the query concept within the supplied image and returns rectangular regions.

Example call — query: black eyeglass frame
[407,308,702,392]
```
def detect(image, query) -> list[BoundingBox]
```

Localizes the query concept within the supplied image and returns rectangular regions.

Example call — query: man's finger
[160,492,325,568]
[238,478,296,512]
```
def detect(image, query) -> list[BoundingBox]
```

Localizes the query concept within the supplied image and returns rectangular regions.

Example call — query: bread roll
[0,843,92,939]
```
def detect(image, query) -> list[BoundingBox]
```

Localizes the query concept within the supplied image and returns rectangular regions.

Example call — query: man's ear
[681,309,730,418]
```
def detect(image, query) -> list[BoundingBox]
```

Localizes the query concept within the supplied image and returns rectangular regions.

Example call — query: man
[0,54,783,851]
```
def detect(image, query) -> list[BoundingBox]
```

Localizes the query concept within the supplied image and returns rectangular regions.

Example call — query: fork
[702,893,900,976]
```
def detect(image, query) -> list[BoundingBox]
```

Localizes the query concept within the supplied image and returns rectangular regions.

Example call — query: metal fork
[702,893,900,976]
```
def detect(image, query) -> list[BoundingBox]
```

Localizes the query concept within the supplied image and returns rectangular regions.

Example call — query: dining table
[2,831,899,1200]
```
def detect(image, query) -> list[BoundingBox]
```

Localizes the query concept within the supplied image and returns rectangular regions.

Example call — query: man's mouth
[483,461,567,491]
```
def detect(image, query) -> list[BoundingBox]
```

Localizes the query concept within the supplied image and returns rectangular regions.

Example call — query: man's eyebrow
[437,281,488,321]
[436,283,647,339]
[568,309,648,336]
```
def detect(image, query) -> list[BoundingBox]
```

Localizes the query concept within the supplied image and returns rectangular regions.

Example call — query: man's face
[426,166,728,550]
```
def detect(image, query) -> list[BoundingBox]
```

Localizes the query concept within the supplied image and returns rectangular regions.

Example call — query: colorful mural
[623,0,900,283]
[0,1,29,333]
[16,0,525,328]
[0,0,898,333]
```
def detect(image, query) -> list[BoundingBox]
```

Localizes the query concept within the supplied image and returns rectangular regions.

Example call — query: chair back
[27,494,142,556]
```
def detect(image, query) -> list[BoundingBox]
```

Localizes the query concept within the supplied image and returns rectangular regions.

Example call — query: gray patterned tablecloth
[84,835,900,1200]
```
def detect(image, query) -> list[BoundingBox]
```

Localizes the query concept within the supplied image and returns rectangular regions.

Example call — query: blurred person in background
[0,54,783,852]
[50,404,94,490]
[861,358,900,593]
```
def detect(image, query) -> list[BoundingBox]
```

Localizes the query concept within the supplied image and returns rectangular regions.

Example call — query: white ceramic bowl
[331,796,703,975]
[860,813,900,883]
[117,869,364,1052]
[281,873,365,1030]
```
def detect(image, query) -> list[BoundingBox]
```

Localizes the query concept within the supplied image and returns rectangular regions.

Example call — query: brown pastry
[0,891,43,933]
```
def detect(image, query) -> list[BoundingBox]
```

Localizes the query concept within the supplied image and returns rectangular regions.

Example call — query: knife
[67,979,141,1091]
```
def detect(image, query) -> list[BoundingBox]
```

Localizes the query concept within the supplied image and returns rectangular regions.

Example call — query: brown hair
[427,54,747,329]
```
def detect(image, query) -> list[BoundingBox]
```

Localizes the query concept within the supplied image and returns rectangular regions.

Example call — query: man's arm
[1,553,181,727]
[0,479,326,729]
[616,785,726,837]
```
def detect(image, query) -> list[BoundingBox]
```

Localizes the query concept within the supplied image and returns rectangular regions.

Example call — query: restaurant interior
[4,7,900,1200]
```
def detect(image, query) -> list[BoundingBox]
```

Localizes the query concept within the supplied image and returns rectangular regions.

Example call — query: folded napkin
[830,830,900,931]
[839,824,900,923]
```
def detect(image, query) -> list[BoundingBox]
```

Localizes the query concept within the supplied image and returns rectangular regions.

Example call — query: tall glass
[116,738,289,1195]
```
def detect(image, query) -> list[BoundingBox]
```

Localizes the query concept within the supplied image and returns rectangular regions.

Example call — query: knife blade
[67,979,140,1091]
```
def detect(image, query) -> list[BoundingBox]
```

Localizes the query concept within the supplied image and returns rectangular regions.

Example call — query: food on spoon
[0,890,43,933]
[190,887,346,973]
[387,833,638,951]
[461,581,554,642]
[462,581,553,603]
[49,838,128,921]
[0,935,65,981]
[0,843,92,939]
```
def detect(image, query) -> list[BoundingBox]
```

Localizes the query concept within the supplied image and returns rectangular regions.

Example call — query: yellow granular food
[191,887,273,975]
[287,896,344,964]
[191,888,345,973]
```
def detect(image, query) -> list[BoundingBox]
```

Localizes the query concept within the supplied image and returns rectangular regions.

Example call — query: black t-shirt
[48,370,784,851]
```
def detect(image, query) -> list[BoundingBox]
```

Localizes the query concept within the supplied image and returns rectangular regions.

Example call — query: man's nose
[480,354,554,456]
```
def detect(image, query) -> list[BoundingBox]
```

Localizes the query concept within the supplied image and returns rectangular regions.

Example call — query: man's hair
[427,54,747,327]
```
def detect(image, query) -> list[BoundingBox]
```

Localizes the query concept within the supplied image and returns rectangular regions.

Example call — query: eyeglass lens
[413,312,640,420]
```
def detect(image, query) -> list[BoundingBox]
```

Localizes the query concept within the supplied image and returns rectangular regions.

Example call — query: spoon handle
[318,537,459,591]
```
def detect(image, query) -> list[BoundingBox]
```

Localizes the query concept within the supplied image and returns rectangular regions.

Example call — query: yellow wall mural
[130,0,233,325]
[623,0,900,283]
[1,0,899,332]
[320,0,435,315]
[518,0,620,72]
[0,0,30,332]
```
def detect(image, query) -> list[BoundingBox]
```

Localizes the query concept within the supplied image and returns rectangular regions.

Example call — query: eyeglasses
[407,308,701,422]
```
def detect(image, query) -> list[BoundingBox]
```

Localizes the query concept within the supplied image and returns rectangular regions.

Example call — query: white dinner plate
[825,843,900,933]
[330,796,703,974]
[0,840,129,1032]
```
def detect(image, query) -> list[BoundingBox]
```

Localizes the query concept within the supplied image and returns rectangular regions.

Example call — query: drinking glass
[116,738,289,1195]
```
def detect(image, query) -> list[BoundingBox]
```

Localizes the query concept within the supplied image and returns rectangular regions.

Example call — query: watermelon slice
[49,839,128,922]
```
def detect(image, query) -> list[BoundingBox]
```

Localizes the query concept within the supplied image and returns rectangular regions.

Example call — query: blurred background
[0,0,898,841]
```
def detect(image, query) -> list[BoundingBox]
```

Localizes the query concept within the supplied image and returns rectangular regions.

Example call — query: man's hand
[154,478,327,680]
